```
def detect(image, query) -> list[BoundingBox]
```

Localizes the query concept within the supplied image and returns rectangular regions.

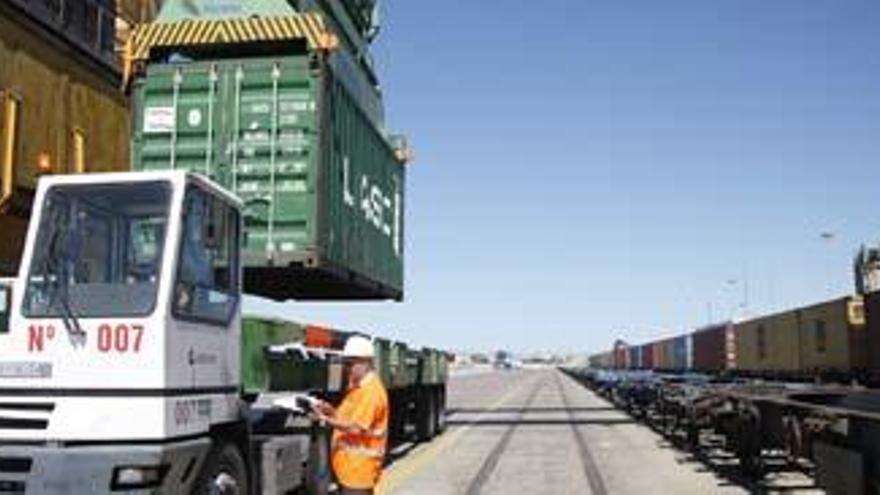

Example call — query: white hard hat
[342,336,375,359]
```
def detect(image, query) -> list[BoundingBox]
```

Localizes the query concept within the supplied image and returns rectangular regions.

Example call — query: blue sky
[249,0,880,354]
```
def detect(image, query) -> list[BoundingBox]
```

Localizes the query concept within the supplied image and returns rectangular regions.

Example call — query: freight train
[575,284,880,493]
[590,295,875,384]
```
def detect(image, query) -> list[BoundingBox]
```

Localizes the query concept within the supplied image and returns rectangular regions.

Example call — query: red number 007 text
[97,324,144,353]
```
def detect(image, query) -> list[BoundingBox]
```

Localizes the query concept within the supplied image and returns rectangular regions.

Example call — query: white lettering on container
[343,155,401,256]
[143,107,176,134]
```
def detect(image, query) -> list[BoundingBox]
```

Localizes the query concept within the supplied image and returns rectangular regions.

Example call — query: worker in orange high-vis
[312,335,389,495]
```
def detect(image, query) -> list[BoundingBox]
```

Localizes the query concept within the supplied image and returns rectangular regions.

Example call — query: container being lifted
[126,0,408,301]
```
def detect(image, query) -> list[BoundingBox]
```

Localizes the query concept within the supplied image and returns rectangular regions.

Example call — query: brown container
[797,297,865,373]
[0,216,26,274]
[735,310,800,372]
[862,292,880,372]
[692,323,731,372]
[735,297,864,374]
[642,342,655,369]
[613,340,629,369]
[658,338,676,370]
[864,292,880,374]
[0,9,130,275]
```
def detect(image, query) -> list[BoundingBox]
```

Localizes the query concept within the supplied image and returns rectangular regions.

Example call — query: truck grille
[0,402,53,431]
[0,457,31,493]
[0,457,31,473]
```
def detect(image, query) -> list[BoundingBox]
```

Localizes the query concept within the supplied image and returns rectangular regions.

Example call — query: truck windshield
[23,181,171,318]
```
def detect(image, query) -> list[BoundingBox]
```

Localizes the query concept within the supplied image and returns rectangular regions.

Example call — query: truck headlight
[111,465,168,490]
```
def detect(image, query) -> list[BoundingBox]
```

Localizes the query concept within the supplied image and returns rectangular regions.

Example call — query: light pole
[819,231,836,298]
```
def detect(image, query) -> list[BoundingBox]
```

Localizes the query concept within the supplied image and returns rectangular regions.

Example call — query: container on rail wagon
[865,291,880,372]
[672,334,690,371]
[641,342,655,370]
[658,338,676,371]
[652,341,663,370]
[692,322,734,372]
[613,341,629,369]
[629,345,641,370]
[796,296,866,373]
[735,310,801,372]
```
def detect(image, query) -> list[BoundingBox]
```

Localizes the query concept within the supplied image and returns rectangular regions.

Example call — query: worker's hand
[312,399,334,416]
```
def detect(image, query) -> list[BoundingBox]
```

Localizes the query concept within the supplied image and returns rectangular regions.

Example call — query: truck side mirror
[0,284,10,334]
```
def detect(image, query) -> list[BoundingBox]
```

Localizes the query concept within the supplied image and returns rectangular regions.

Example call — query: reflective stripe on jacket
[331,372,390,489]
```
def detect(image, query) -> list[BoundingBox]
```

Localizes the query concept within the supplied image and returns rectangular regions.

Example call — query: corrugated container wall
[649,341,660,369]
[642,343,655,370]
[0,6,130,275]
[797,297,865,373]
[672,335,689,371]
[692,323,730,372]
[241,317,308,392]
[659,338,676,370]
[685,333,694,369]
[613,341,628,369]
[735,310,800,372]
[866,291,880,372]
[628,346,640,370]
[132,54,405,301]
[420,349,448,385]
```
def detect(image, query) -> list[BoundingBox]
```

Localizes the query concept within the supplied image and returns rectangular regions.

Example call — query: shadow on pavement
[655,433,823,494]
[447,406,618,414]
[445,418,636,427]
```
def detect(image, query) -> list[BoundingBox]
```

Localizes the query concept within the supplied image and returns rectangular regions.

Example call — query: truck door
[170,183,241,391]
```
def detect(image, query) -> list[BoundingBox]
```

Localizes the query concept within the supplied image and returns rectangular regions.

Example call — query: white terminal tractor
[0,171,319,494]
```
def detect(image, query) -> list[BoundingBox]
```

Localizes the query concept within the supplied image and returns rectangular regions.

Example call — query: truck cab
[0,171,249,493]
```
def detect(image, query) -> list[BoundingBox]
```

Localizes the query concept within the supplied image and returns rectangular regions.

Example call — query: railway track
[386,369,741,494]
[461,371,609,495]
[553,372,609,495]
[464,375,546,495]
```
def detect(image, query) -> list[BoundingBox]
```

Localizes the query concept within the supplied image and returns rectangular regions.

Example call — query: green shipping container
[373,339,415,389]
[241,316,307,393]
[419,349,448,386]
[241,316,344,394]
[132,54,405,301]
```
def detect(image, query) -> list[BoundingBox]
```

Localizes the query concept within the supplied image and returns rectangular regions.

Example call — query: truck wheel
[417,391,436,441]
[193,443,249,495]
[434,389,447,434]
[304,428,331,495]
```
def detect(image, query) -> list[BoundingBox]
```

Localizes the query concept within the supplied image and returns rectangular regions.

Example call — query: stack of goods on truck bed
[241,316,450,444]
[126,0,407,301]
[242,316,449,396]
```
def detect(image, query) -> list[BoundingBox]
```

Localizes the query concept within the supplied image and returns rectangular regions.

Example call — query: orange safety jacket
[331,371,390,489]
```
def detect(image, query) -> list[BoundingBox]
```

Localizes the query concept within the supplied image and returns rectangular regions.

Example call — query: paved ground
[379,368,821,495]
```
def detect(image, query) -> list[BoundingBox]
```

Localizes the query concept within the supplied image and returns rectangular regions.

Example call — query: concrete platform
[379,369,821,495]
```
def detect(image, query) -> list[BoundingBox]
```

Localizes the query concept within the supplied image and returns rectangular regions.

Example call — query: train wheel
[783,415,803,468]
[686,411,700,449]
[736,408,763,478]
